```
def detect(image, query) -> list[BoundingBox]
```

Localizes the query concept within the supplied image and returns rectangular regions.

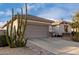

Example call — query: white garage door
[25,24,48,38]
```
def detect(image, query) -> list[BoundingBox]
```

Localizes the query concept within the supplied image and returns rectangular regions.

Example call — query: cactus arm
[6,21,11,47]
[22,3,27,39]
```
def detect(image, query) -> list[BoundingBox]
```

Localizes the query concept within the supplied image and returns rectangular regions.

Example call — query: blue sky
[1,3,79,26]
[0,3,24,22]
[27,3,79,21]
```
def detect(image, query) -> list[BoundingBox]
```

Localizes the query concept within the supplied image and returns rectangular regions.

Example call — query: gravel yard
[0,37,79,55]
[0,47,37,55]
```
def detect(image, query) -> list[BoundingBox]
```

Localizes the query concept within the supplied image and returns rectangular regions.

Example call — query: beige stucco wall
[3,19,18,30]
[3,19,18,35]
[3,19,50,38]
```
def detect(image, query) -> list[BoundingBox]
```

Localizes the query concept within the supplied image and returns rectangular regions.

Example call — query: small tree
[70,12,79,41]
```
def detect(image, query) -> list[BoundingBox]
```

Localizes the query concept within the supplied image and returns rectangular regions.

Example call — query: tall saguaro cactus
[6,8,16,48]
[6,4,27,48]
[6,21,11,47]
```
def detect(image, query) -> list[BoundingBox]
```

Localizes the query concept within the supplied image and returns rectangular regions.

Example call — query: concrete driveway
[29,37,79,55]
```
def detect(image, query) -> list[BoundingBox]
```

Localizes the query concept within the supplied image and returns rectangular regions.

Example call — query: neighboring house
[2,15,54,39]
[0,27,6,35]
[52,21,72,36]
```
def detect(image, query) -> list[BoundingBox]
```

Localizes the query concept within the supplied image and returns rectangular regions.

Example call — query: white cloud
[63,18,73,22]
[0,10,12,23]
[37,7,72,21]
[0,21,6,27]
[27,4,38,13]
[16,8,22,14]
[38,7,65,19]
[27,4,45,13]
[6,9,12,16]
[0,9,12,16]
[0,11,5,15]
[27,4,75,22]
[27,4,35,10]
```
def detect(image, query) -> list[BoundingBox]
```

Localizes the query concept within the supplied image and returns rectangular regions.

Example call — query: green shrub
[0,35,8,47]
[72,32,79,42]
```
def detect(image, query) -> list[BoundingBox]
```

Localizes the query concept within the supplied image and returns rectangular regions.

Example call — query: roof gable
[2,15,54,28]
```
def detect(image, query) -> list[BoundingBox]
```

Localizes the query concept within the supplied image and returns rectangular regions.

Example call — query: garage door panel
[25,24,48,38]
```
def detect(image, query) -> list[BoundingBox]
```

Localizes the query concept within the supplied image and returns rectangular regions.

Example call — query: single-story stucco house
[2,15,54,39]
[2,15,72,38]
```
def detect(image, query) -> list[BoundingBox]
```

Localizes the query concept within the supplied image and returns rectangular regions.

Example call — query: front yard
[0,37,79,55]
[0,47,37,55]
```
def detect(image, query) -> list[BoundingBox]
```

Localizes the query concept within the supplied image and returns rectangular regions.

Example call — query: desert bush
[0,35,8,47]
[72,32,79,42]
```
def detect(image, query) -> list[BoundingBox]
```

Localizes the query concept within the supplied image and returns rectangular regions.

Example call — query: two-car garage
[3,15,53,39]
[24,15,53,39]
[25,24,49,38]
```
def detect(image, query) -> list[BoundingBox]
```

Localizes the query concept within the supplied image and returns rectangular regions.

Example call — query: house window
[49,25,53,32]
